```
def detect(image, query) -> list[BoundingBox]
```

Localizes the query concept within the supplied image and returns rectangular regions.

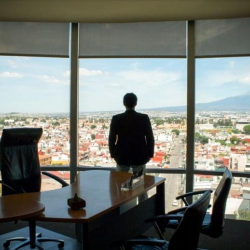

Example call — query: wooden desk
[0,199,45,223]
[0,170,165,249]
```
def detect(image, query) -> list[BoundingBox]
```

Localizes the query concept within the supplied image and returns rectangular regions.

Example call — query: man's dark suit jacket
[109,110,154,165]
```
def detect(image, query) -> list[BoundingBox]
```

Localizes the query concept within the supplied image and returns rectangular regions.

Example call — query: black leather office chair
[0,128,69,249]
[148,168,232,240]
[120,190,211,250]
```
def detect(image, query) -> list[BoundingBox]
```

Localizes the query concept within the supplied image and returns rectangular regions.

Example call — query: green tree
[102,124,107,129]
[200,136,209,145]
[91,125,96,129]
[215,139,226,146]
[154,119,165,126]
[195,132,208,144]
[172,129,180,136]
[232,129,240,134]
[243,125,250,135]
[195,132,201,142]
[91,134,95,140]
[230,136,241,145]
[52,121,60,126]
[237,209,250,221]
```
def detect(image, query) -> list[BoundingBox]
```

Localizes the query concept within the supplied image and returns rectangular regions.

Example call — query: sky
[0,56,250,113]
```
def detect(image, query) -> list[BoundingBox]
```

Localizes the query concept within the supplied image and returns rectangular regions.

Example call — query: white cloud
[118,69,182,86]
[228,61,235,69]
[6,58,29,69]
[41,75,69,85]
[63,70,70,77]
[64,68,104,77]
[79,68,103,76]
[0,71,23,78]
[130,62,140,70]
[200,68,250,87]
[239,77,250,84]
[109,83,120,87]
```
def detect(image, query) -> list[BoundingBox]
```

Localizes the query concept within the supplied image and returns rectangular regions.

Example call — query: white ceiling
[0,0,250,23]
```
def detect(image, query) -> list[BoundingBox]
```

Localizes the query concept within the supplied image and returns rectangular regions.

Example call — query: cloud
[64,68,104,77]
[79,68,103,76]
[109,83,120,87]
[41,75,69,85]
[0,71,23,78]
[118,69,182,86]
[239,77,250,84]
[6,58,29,68]
[130,62,140,70]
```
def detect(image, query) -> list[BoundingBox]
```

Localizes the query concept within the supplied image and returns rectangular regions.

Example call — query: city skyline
[0,56,250,113]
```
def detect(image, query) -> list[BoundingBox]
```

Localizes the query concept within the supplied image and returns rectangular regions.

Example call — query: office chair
[120,190,211,250]
[0,128,69,249]
[148,168,232,240]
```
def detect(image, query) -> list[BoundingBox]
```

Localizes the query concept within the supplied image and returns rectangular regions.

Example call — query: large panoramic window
[1,19,250,219]
[0,56,70,189]
[0,22,70,191]
[195,57,250,172]
[195,57,250,217]
[78,59,187,171]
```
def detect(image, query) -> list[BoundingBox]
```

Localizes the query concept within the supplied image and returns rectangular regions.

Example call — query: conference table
[0,170,165,250]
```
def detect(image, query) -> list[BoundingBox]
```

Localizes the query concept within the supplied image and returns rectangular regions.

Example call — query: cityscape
[0,108,250,218]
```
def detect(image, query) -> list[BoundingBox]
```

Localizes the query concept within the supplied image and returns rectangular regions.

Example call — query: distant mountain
[151,91,250,112]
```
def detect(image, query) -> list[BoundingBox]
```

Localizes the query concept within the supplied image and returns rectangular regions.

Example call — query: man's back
[109,110,154,165]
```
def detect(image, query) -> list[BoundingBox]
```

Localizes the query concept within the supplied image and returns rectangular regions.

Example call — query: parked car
[172,199,178,206]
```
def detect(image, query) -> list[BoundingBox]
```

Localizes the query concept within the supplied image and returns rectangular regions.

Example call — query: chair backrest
[169,190,211,250]
[209,168,232,237]
[0,128,43,195]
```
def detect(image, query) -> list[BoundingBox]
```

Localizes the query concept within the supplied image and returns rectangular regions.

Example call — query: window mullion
[186,20,195,200]
[70,23,79,184]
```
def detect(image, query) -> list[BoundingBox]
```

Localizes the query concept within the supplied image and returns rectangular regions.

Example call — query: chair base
[3,232,64,250]
[3,220,64,250]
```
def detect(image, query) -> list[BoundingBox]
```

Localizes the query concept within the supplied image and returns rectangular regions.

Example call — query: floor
[0,226,81,250]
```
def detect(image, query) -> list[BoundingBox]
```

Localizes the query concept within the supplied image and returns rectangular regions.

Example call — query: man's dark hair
[123,93,137,108]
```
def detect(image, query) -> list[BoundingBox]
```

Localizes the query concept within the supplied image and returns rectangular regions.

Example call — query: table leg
[156,182,165,215]
[156,182,165,235]
[81,223,89,250]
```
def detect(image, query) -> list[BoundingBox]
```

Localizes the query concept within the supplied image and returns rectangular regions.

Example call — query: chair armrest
[176,190,213,205]
[176,190,213,200]
[122,238,166,247]
[42,172,69,187]
[167,206,187,214]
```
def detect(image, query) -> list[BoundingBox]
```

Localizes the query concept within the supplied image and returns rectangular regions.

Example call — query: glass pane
[195,18,250,57]
[195,57,250,172]
[41,171,70,192]
[78,59,187,170]
[194,174,250,221]
[147,173,185,213]
[0,56,70,191]
[0,22,69,57]
[79,22,186,57]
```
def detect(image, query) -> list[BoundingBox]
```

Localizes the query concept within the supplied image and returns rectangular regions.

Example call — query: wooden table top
[0,170,165,223]
[0,199,45,223]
